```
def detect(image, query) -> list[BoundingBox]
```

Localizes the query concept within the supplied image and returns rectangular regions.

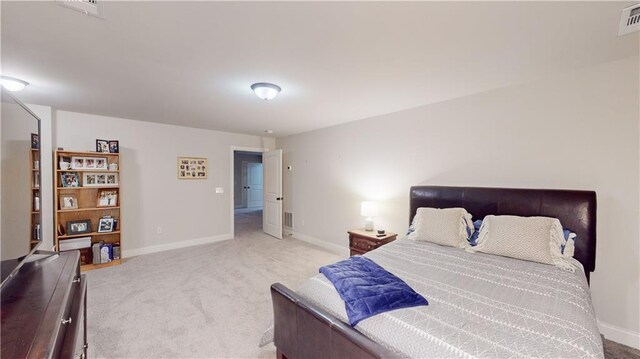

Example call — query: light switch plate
[216,187,224,194]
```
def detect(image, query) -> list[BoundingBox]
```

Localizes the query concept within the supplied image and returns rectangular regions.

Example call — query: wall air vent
[284,211,294,229]
[619,4,640,36]
[58,0,104,19]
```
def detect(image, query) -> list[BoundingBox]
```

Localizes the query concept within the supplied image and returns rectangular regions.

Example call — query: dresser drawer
[60,275,87,359]
[350,236,377,251]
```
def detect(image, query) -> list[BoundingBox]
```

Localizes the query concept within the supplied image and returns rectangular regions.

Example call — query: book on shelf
[92,241,103,264]
[59,236,92,251]
[113,242,121,260]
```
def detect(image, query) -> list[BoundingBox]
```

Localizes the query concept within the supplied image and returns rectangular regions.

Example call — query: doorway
[232,149,264,238]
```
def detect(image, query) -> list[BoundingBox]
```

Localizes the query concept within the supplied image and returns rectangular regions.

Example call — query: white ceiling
[1,1,638,137]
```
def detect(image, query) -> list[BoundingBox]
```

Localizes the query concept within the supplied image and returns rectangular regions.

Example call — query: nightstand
[348,229,397,256]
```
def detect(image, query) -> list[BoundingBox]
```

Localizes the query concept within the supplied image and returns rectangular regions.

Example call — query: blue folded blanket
[319,256,428,326]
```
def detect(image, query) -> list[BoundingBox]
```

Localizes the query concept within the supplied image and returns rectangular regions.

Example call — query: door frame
[229,145,268,239]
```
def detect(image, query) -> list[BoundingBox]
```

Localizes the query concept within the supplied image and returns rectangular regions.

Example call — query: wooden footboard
[270,283,399,359]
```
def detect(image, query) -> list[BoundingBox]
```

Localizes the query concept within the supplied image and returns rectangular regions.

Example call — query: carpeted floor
[86,208,639,358]
[85,208,342,358]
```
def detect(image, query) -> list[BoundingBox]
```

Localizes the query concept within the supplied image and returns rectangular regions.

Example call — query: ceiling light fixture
[251,82,281,100]
[0,76,29,92]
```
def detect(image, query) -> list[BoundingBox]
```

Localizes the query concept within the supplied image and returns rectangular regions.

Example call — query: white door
[247,163,263,208]
[263,149,282,239]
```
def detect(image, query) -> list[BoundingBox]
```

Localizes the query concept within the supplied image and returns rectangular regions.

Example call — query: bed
[270,186,600,359]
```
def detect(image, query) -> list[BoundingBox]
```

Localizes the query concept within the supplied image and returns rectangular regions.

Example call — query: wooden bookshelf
[54,150,122,271]
[30,148,40,249]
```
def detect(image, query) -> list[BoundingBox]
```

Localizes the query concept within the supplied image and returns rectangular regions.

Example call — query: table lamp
[361,201,378,231]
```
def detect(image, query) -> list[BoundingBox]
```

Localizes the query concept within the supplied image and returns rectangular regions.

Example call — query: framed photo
[71,157,84,170]
[95,158,108,170]
[178,157,208,179]
[97,217,115,233]
[83,172,118,186]
[31,133,39,149]
[60,172,80,188]
[71,156,107,170]
[59,194,78,210]
[67,220,91,235]
[109,140,119,153]
[97,189,118,207]
[96,139,109,153]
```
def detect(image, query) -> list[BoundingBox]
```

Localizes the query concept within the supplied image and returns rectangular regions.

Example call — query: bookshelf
[54,150,122,271]
[30,148,40,249]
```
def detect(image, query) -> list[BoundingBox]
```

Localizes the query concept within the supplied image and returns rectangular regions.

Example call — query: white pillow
[407,207,473,248]
[471,215,575,271]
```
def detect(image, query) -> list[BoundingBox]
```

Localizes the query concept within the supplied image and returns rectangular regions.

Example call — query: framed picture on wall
[177,157,208,179]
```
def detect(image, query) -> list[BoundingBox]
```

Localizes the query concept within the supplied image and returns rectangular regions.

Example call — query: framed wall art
[177,157,208,179]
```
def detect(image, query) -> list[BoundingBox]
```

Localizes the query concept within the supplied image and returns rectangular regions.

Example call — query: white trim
[598,320,640,349]
[123,233,232,258]
[230,145,268,239]
[291,231,350,257]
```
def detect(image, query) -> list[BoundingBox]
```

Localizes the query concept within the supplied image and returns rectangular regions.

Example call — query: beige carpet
[85,208,343,358]
[86,208,639,358]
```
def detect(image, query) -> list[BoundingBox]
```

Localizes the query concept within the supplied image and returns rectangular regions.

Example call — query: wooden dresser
[1,251,88,359]
[348,229,397,256]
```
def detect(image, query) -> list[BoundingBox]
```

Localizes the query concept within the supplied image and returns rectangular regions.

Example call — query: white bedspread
[295,239,604,358]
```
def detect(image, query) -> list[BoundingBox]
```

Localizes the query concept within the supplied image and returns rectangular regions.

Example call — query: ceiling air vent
[58,0,104,19]
[619,4,640,36]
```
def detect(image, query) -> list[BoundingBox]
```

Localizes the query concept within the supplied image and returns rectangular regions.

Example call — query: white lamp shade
[360,201,378,217]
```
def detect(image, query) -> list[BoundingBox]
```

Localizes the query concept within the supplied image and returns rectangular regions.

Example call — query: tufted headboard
[410,186,597,281]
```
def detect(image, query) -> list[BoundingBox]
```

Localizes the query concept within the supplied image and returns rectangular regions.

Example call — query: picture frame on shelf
[97,217,115,233]
[31,133,39,149]
[67,219,92,235]
[70,156,108,170]
[59,194,78,210]
[95,157,108,169]
[177,157,208,179]
[96,139,109,153]
[97,189,118,207]
[60,172,80,187]
[71,157,84,169]
[83,172,118,186]
[109,140,119,153]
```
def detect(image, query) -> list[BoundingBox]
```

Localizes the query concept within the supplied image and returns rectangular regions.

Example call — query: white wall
[55,111,275,257]
[277,56,640,348]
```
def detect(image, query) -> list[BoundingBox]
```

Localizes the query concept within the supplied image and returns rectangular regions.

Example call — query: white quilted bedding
[295,239,604,358]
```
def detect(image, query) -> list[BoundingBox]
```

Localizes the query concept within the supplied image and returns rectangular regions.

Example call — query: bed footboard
[271,283,398,359]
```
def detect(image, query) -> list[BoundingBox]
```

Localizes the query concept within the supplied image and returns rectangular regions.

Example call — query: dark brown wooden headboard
[410,186,597,280]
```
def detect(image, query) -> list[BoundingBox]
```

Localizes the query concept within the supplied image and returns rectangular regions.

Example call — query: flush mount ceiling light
[0,76,29,92]
[251,82,281,100]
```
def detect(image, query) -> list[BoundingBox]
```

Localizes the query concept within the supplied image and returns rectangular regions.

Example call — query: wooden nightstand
[348,229,397,256]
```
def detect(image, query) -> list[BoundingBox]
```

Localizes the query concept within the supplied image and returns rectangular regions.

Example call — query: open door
[263,149,283,239]
[247,162,263,208]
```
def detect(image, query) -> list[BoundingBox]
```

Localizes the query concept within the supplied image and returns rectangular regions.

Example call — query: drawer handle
[72,277,81,284]
[61,317,72,325]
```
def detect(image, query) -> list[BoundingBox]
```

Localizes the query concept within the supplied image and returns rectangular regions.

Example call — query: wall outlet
[216,187,224,194]
[156,226,163,235]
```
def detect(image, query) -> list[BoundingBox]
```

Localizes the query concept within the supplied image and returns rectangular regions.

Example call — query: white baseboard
[290,231,349,257]
[123,233,232,258]
[599,320,640,349]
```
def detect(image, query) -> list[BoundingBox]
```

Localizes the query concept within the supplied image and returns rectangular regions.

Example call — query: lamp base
[364,217,374,231]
